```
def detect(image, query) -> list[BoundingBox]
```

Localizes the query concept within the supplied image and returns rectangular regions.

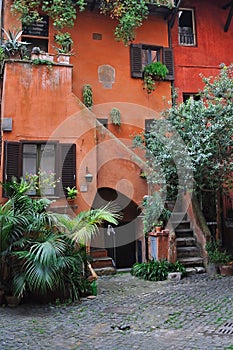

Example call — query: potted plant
[143,61,169,94]
[205,240,233,275]
[54,31,73,64]
[65,186,78,201]
[1,29,30,59]
[142,192,171,235]
[110,107,121,126]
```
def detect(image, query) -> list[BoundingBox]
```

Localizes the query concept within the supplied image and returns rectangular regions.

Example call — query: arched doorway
[91,187,142,268]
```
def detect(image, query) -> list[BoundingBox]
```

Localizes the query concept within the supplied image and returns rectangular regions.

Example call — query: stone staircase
[170,212,205,272]
[90,248,116,276]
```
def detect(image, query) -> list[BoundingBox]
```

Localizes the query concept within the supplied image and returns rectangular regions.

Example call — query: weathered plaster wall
[171,0,233,101]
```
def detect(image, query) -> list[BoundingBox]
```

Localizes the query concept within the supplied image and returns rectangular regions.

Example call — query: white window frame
[178,8,196,46]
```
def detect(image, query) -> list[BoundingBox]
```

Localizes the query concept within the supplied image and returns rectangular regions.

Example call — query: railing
[179,27,195,46]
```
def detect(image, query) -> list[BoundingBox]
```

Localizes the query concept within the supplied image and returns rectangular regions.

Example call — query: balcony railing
[179,27,195,46]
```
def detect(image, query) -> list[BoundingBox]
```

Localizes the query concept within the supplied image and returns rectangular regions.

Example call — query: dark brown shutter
[4,141,20,183]
[130,44,143,78]
[58,143,76,196]
[163,47,174,81]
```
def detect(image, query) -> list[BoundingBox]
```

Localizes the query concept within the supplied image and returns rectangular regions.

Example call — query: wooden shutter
[163,47,174,81]
[130,44,143,78]
[58,143,76,196]
[4,141,20,183]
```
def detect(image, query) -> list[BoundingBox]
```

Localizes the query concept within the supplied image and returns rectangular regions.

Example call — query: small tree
[135,64,233,239]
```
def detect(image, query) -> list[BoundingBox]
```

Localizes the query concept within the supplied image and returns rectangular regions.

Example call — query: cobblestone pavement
[1,272,233,350]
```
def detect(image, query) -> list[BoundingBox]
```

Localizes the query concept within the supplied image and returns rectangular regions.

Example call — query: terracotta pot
[219,264,233,276]
[57,54,70,64]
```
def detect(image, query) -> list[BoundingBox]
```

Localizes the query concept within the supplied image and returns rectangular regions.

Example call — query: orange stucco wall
[1,3,172,215]
[171,0,233,102]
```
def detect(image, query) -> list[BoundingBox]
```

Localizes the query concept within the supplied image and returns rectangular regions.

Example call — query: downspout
[168,0,183,105]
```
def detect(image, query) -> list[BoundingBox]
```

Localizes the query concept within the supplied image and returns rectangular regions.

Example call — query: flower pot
[57,54,70,65]
[219,264,233,276]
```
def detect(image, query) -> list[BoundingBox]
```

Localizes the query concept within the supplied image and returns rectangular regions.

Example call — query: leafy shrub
[131,259,186,281]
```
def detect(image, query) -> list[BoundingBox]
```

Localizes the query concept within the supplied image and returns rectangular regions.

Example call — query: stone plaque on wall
[98,65,115,89]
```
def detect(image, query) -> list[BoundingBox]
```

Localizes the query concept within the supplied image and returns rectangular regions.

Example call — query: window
[183,93,200,102]
[4,141,76,197]
[97,118,108,128]
[22,15,49,54]
[130,44,174,80]
[178,9,196,46]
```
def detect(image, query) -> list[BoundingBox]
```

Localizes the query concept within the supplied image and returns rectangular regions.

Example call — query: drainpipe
[167,0,183,105]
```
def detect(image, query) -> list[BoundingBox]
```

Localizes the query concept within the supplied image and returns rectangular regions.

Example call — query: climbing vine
[11,0,174,45]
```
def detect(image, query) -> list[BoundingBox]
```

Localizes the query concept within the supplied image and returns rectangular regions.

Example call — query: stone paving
[1,272,233,350]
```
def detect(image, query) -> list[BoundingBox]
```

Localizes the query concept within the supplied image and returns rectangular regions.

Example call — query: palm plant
[58,203,121,245]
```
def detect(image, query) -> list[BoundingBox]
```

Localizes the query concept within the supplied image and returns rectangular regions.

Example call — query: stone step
[178,256,204,267]
[90,248,108,259]
[94,267,116,276]
[177,246,200,258]
[175,228,194,238]
[170,220,191,230]
[170,212,187,221]
[92,257,115,269]
[176,237,196,247]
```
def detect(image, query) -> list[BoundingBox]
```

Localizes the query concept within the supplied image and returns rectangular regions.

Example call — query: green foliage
[206,240,232,265]
[141,192,171,234]
[110,107,121,126]
[136,64,233,201]
[1,28,30,59]
[65,186,78,200]
[0,180,120,301]
[54,31,73,53]
[82,84,93,109]
[11,1,173,45]
[11,0,87,29]
[131,259,186,281]
[100,0,149,45]
[143,62,168,93]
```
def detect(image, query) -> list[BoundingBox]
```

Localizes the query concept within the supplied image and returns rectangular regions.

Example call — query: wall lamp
[84,167,93,183]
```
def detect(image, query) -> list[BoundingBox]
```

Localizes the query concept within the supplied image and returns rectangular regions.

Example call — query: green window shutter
[163,47,174,81]
[4,141,20,183]
[130,44,143,78]
[58,143,76,196]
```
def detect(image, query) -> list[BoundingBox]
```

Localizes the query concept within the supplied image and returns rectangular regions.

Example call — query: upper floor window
[178,9,196,46]
[130,44,174,80]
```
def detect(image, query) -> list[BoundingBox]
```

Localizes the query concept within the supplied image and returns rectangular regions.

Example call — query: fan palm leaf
[59,203,121,245]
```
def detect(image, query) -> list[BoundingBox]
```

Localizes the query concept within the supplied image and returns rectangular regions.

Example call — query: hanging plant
[110,107,121,126]
[11,0,87,29]
[100,0,149,46]
[11,1,174,45]
[143,61,168,94]
[82,84,93,109]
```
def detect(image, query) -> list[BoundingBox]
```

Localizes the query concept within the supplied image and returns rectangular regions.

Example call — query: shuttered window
[130,44,174,80]
[3,141,76,197]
